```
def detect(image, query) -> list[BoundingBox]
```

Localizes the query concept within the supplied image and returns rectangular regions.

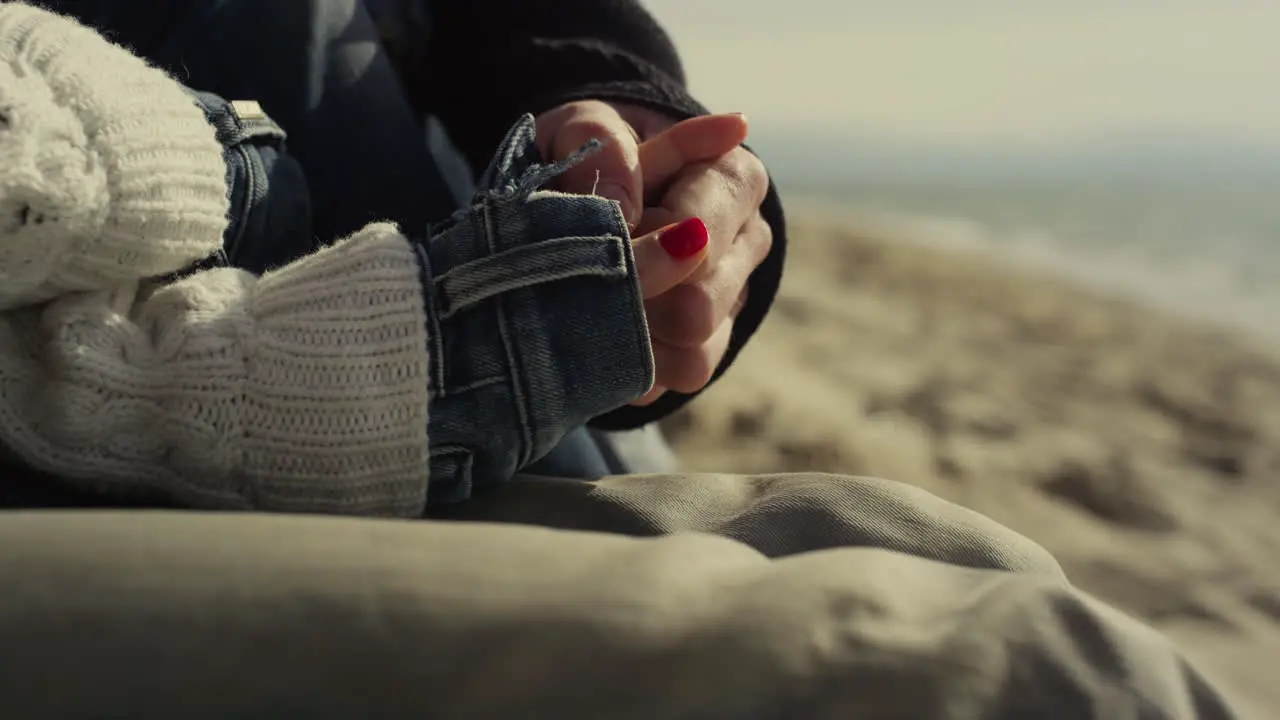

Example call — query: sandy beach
[662,205,1280,716]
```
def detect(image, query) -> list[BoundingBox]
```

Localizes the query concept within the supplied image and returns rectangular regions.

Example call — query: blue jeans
[50,0,637,480]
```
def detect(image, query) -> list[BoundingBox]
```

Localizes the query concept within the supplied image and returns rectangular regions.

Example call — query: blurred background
[649,0,1280,334]
[644,2,1280,715]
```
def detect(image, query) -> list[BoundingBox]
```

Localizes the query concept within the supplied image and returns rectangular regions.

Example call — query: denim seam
[607,200,658,391]
[482,201,534,468]
[412,242,448,399]
[223,143,255,261]
[448,376,506,395]
[428,444,472,459]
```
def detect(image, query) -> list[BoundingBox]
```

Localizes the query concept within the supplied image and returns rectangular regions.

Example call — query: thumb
[542,102,643,227]
[632,217,709,299]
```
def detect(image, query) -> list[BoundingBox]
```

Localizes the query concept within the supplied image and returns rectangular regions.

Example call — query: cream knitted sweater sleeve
[0,227,433,515]
[0,4,431,515]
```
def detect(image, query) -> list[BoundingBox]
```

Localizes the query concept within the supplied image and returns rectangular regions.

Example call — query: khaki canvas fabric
[0,473,1235,718]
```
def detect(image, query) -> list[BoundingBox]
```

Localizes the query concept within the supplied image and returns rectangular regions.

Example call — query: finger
[651,316,734,394]
[654,156,771,292]
[632,205,681,238]
[665,149,767,237]
[646,217,772,348]
[545,102,643,226]
[637,113,749,199]
[631,217,710,300]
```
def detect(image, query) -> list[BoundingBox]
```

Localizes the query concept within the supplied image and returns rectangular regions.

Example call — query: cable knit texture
[0,5,432,516]
[0,223,433,516]
[0,2,228,309]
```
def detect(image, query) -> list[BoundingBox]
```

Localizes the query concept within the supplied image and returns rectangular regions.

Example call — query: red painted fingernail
[658,218,708,260]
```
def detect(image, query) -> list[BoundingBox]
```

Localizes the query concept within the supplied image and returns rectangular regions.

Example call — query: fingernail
[597,182,637,226]
[658,218,709,260]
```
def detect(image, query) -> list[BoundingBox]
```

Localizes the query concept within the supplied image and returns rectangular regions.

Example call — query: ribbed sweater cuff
[238,223,431,515]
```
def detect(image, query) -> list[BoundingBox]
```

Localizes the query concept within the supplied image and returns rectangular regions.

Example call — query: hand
[627,108,773,405]
[536,101,772,405]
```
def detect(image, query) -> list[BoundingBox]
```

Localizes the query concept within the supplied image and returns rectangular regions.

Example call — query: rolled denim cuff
[415,116,654,505]
[166,89,315,281]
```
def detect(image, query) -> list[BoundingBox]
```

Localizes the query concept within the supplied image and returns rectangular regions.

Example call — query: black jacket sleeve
[414,0,788,430]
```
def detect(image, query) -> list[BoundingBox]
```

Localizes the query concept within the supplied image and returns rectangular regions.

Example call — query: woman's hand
[536,101,771,404]
[629,111,772,405]
[631,216,711,300]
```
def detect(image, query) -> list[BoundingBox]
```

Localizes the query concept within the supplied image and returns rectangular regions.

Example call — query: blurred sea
[784,179,1280,343]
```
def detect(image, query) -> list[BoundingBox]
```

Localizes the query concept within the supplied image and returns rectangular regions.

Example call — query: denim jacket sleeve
[169,91,315,277]
[177,110,653,507]
[416,116,654,504]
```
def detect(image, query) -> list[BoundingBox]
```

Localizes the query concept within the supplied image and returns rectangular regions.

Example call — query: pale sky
[641,1,1280,148]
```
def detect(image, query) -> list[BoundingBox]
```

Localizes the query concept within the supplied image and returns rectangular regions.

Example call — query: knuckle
[575,99,613,113]
[742,156,770,202]
[670,284,719,345]
[564,118,613,147]
[665,348,717,394]
[750,217,774,260]
[685,357,718,392]
[730,285,749,317]
[560,116,631,155]
[651,283,717,347]
[563,99,617,124]
[716,150,769,205]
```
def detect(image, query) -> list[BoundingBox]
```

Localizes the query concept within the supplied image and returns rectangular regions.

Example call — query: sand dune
[662,209,1280,716]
